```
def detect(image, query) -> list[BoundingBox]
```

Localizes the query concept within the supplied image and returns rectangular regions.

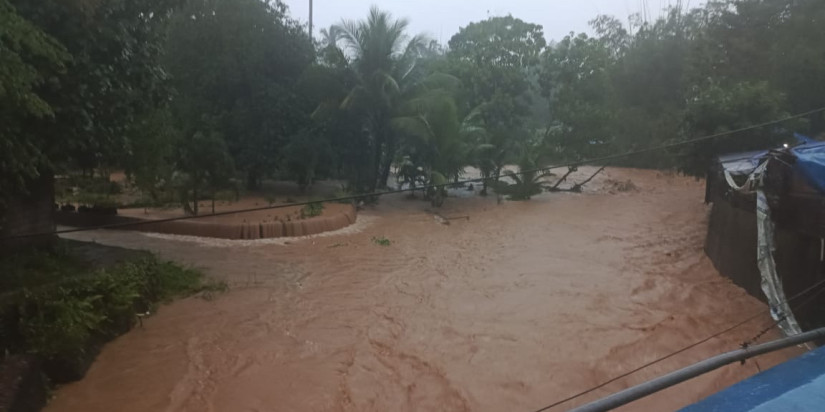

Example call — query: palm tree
[333,7,427,191]
[318,26,346,67]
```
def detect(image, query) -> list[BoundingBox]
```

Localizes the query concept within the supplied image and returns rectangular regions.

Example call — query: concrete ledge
[56,204,357,240]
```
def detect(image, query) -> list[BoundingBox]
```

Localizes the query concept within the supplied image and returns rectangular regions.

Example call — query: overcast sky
[281,0,700,43]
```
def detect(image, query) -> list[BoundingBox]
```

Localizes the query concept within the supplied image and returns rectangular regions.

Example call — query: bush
[0,254,215,383]
[301,202,324,219]
[371,236,391,246]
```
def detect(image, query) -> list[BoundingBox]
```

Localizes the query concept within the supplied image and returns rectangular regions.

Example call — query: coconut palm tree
[333,7,428,191]
[317,25,346,67]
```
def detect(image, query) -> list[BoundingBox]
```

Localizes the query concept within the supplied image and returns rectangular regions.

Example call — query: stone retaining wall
[56,205,357,240]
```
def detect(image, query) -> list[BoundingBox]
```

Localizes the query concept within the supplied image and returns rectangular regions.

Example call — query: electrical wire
[741,279,825,348]
[3,106,824,242]
[529,277,825,412]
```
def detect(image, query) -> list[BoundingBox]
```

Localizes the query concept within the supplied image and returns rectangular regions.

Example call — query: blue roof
[680,346,825,412]
[791,141,825,195]
[715,135,825,193]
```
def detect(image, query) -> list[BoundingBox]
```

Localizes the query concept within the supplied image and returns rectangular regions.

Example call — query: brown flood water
[49,168,798,412]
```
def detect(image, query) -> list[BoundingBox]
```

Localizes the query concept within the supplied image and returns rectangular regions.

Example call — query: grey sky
[281,0,698,43]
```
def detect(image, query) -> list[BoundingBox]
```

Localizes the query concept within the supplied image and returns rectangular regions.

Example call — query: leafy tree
[3,0,175,240]
[176,130,235,215]
[445,16,547,193]
[537,1,820,174]
[0,0,68,205]
[296,59,371,192]
[698,0,825,133]
[124,107,180,204]
[164,0,314,190]
[447,16,546,126]
[11,0,176,175]
[282,129,333,191]
[540,33,616,160]
[678,81,794,176]
[448,15,546,69]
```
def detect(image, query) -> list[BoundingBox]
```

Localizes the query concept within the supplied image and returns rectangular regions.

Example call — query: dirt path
[47,168,797,412]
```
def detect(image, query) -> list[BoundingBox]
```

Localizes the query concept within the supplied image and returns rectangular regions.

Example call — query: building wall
[705,199,825,330]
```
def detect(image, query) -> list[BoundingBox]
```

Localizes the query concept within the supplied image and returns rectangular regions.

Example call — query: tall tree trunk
[246,168,261,191]
[480,169,490,196]
[492,166,503,193]
[378,134,397,189]
[369,136,383,192]
[192,187,199,216]
[180,187,194,216]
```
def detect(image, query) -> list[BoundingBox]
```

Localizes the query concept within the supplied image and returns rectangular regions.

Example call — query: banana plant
[495,149,554,200]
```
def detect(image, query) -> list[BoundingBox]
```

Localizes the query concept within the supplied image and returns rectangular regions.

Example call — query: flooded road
[47,168,797,411]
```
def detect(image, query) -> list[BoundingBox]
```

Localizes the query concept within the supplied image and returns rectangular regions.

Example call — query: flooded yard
[48,168,796,412]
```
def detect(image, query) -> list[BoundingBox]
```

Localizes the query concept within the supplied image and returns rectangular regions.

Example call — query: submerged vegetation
[372,236,392,247]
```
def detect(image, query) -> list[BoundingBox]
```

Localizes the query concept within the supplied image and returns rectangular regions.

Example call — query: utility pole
[308,0,313,38]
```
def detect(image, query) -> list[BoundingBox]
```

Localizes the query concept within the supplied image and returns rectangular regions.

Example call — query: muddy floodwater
[48,168,798,412]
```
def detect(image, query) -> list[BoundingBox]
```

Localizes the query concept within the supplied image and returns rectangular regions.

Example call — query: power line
[536,105,825,174]
[741,279,825,348]
[3,105,825,242]
[529,277,825,412]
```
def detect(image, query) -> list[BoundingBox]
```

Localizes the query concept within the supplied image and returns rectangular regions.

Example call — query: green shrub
[372,236,391,247]
[0,255,212,370]
[301,202,324,219]
[331,187,357,204]
[18,287,107,359]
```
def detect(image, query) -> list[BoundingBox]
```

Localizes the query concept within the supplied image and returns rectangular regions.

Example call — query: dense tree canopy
[538,1,824,173]
[163,0,314,190]
[2,0,824,227]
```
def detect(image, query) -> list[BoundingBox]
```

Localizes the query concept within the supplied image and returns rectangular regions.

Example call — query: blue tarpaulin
[791,140,825,194]
[680,346,825,412]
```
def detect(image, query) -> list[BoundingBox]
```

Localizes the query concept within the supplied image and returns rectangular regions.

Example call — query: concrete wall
[56,205,357,240]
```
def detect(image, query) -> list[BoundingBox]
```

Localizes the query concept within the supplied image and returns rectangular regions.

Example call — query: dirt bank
[48,168,798,412]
